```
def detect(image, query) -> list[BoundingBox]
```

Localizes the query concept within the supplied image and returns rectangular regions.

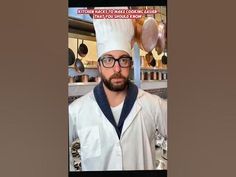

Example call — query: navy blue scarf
[93,81,138,139]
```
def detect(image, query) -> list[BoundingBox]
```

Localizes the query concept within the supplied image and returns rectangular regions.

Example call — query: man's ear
[97,62,101,73]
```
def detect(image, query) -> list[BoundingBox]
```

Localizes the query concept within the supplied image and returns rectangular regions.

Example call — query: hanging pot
[133,16,159,52]
[155,21,166,55]
[149,55,156,67]
[161,55,167,65]
[78,40,88,57]
[75,58,85,73]
[161,51,168,65]
[68,48,75,66]
[145,52,151,64]
[145,52,156,67]
[75,38,85,73]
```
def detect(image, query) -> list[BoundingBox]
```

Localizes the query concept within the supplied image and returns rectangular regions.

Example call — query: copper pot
[145,52,152,65]
[133,16,159,52]
[155,21,166,55]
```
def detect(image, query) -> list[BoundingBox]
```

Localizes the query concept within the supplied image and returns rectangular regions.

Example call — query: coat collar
[93,81,138,139]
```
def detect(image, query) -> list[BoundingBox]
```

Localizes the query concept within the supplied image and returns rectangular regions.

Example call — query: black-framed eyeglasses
[98,55,132,68]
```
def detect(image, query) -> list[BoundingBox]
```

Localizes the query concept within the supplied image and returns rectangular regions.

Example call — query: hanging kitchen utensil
[155,21,166,55]
[75,38,85,73]
[145,52,152,65]
[145,52,156,67]
[149,52,156,67]
[155,7,166,55]
[161,50,168,65]
[150,59,156,67]
[78,40,88,57]
[75,59,85,72]
[68,48,75,66]
[133,14,159,52]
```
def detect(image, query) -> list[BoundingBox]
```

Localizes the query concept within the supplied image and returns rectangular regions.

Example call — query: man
[69,8,167,171]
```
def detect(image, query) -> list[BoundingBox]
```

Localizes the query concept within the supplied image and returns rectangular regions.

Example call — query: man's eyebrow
[102,54,113,57]
[119,55,131,58]
[102,54,131,58]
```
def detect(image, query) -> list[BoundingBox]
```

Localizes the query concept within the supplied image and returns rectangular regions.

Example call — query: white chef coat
[69,88,167,171]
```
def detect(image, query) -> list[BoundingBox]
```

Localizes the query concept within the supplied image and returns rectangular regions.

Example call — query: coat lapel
[93,81,138,139]
[117,81,138,135]
[93,82,120,136]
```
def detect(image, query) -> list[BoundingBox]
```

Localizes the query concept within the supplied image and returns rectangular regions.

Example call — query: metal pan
[161,54,167,65]
[133,16,159,52]
[155,21,166,55]
[68,48,75,66]
[78,40,88,57]
[75,58,85,73]
[75,38,85,73]
[145,52,156,67]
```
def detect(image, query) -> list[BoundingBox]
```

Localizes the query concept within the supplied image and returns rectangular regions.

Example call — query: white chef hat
[93,7,134,58]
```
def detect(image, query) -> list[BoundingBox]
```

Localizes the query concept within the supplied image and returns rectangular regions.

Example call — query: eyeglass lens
[100,56,132,68]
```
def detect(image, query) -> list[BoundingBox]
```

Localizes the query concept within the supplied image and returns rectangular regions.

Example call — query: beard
[100,72,129,92]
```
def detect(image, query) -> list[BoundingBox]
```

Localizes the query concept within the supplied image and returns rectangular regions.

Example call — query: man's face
[98,50,132,92]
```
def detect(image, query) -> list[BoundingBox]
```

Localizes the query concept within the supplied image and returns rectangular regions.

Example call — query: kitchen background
[68,6,167,171]
[68,6,167,102]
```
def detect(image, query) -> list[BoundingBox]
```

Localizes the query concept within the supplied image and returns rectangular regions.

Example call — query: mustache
[109,73,126,80]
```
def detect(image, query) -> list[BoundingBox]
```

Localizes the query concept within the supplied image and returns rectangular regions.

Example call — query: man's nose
[113,61,121,72]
